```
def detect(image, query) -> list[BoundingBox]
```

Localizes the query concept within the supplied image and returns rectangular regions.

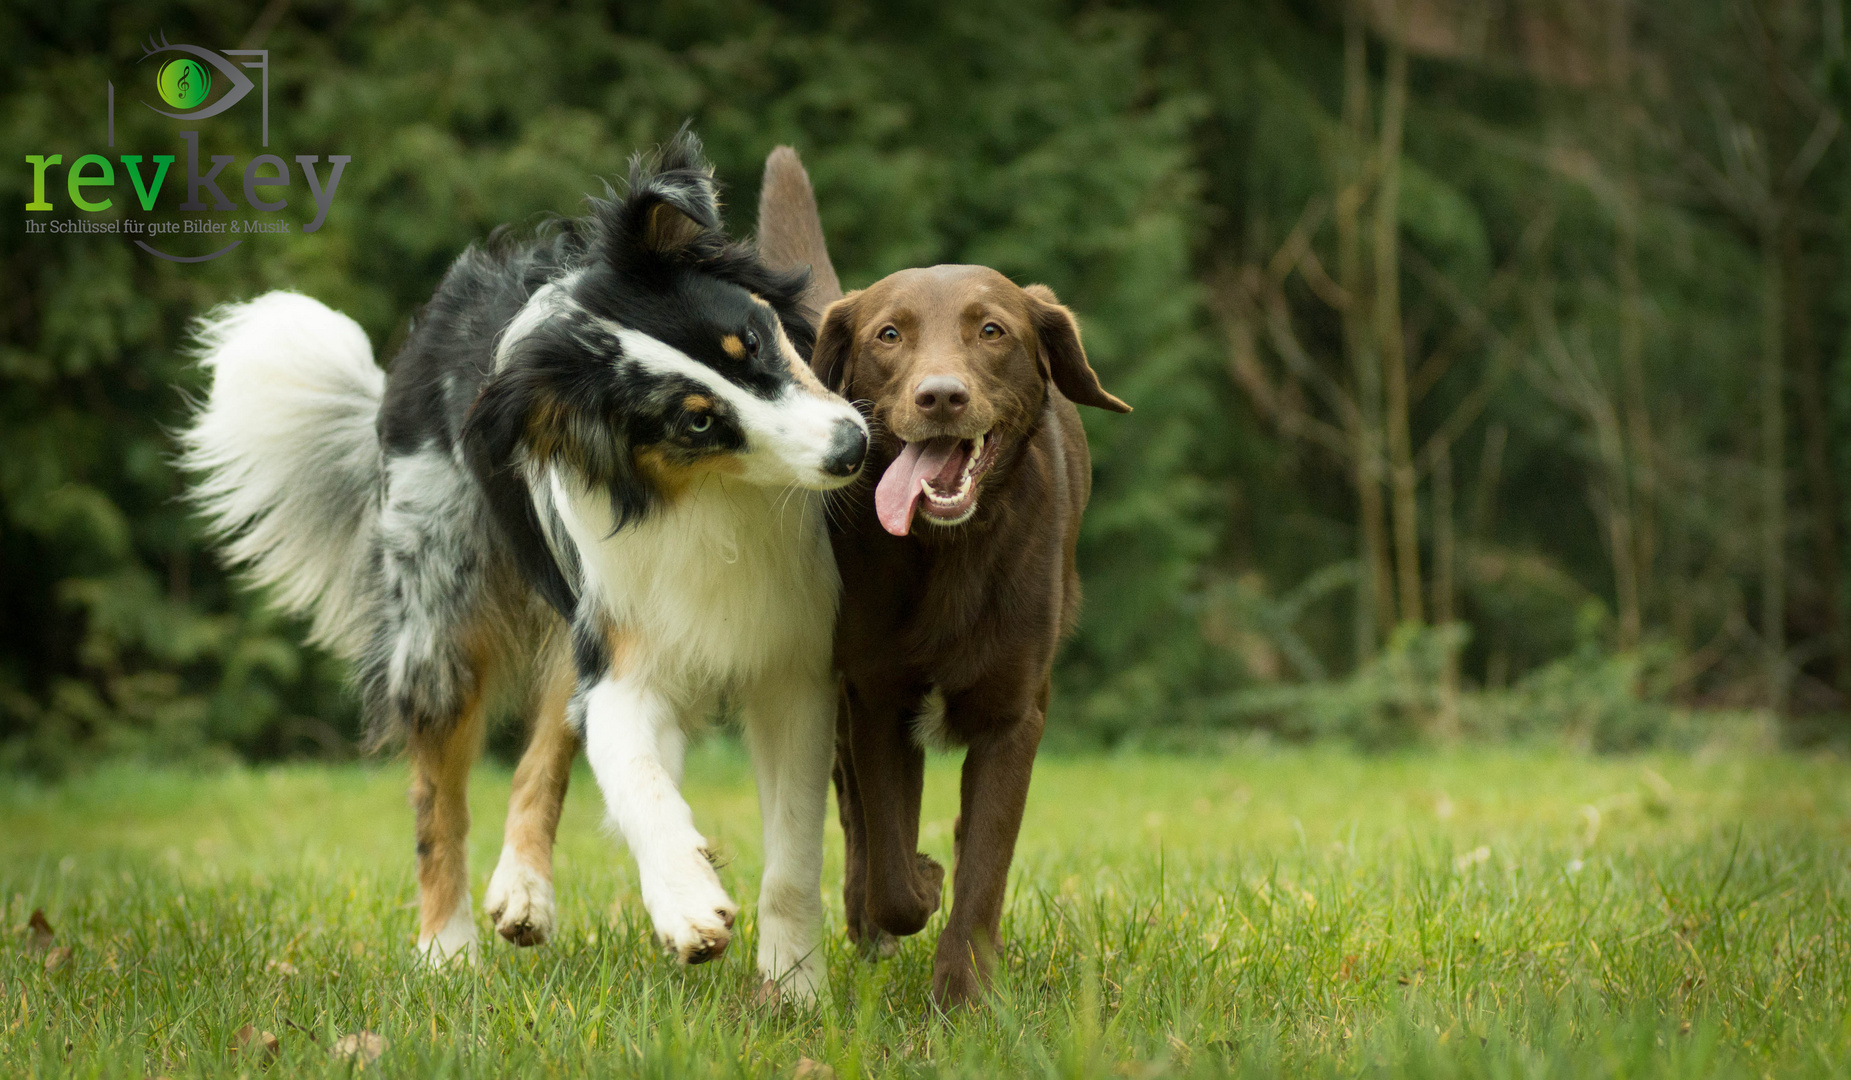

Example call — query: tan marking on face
[721,334,747,359]
[682,394,713,412]
[778,324,833,398]
[634,445,746,501]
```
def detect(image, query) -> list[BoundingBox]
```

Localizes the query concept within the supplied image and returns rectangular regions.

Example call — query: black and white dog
[181,130,866,1000]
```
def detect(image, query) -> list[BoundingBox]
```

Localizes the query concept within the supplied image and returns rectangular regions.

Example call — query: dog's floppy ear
[613,125,723,258]
[460,367,580,618]
[811,290,863,395]
[1022,284,1131,413]
[462,330,658,615]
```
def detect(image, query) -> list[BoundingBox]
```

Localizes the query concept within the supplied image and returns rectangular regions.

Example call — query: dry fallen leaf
[232,1024,280,1064]
[265,959,299,977]
[331,1031,388,1066]
[42,947,72,973]
[794,1057,836,1080]
[26,910,54,953]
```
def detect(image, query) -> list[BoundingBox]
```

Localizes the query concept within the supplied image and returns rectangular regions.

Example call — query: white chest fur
[549,469,840,689]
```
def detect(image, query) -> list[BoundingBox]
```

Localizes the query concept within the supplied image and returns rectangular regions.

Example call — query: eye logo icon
[156,57,210,109]
[136,32,265,134]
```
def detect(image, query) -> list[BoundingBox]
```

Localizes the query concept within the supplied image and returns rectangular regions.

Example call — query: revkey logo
[21,31,345,262]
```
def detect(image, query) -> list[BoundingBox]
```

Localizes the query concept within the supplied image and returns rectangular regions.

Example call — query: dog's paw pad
[663,918,733,965]
[483,859,555,948]
[914,853,946,911]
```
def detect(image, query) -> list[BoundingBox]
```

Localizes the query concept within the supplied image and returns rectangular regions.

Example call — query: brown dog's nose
[914,376,969,421]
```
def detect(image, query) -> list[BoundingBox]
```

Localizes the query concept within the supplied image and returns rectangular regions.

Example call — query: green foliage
[5,1,1850,770]
[2,1,1214,769]
[1217,621,1470,748]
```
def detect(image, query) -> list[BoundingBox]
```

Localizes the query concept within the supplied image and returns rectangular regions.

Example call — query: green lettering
[25,154,61,211]
[120,155,175,212]
[67,153,114,212]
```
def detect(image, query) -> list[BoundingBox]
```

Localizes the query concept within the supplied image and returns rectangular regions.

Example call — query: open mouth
[874,432,995,536]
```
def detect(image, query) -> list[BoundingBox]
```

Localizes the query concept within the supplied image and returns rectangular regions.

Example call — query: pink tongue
[875,437,963,536]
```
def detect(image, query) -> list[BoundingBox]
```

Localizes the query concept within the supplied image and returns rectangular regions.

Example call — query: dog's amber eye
[689,414,713,434]
[743,330,760,357]
[878,326,900,344]
[980,322,1003,340]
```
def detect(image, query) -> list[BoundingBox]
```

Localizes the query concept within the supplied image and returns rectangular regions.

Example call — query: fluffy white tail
[179,291,385,660]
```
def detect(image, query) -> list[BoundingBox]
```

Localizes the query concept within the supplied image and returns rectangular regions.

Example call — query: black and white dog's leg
[741,668,836,1001]
[407,692,487,964]
[582,670,738,963]
[363,447,499,965]
[485,645,578,947]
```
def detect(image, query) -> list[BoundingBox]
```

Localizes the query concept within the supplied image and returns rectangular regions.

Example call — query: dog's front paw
[916,852,946,903]
[931,955,987,1008]
[659,903,736,964]
[418,899,479,967]
[755,960,824,1007]
[484,855,555,947]
[931,928,995,1008]
[643,846,739,965]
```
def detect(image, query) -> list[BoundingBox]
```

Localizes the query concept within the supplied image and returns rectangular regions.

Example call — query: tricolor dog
[180,130,866,1000]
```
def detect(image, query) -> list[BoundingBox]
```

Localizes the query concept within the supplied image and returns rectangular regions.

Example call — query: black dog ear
[811,291,863,395]
[1022,284,1131,414]
[614,125,723,258]
[643,200,709,253]
[460,366,580,618]
[462,332,659,614]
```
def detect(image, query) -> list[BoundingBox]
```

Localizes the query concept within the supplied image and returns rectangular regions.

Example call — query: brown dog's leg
[834,689,899,957]
[931,696,1046,1006]
[846,681,944,938]
[832,696,869,941]
[485,650,579,946]
[410,693,488,962]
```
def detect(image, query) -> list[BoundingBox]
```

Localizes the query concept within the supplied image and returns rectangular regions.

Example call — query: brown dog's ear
[811,291,863,394]
[757,146,843,323]
[1022,284,1131,413]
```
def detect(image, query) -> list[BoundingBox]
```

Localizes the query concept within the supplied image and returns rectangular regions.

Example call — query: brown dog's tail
[757,146,843,323]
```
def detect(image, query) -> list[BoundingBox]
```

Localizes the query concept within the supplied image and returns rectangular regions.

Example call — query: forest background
[4,0,1848,773]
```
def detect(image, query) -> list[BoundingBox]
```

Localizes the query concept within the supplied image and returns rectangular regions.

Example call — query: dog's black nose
[914,376,969,421]
[823,419,868,477]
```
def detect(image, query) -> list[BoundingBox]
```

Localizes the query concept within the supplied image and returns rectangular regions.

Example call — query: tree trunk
[1761,216,1788,711]
[1341,0,1394,656]
[1375,5,1422,626]
[1792,230,1848,695]
[1433,439,1456,627]
[1609,0,1651,651]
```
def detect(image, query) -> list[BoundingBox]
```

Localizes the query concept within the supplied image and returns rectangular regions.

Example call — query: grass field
[3,741,1848,1077]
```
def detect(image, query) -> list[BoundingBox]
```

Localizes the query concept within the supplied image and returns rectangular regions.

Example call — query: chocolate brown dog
[759,149,1131,1005]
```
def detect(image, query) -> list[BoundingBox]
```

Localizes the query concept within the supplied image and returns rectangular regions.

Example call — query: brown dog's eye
[744,330,760,357]
[878,326,900,344]
[980,322,1003,340]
